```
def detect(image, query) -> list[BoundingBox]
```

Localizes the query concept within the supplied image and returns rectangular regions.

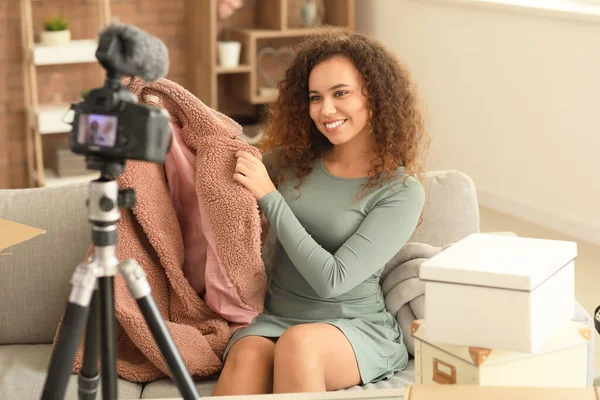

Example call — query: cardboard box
[404,384,600,400]
[411,319,590,388]
[419,233,576,353]
[0,218,46,256]
[55,146,88,177]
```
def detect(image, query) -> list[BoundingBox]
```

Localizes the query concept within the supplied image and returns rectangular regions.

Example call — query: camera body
[70,86,170,163]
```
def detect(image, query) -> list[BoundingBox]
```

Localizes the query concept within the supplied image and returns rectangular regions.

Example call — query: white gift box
[411,319,590,387]
[420,233,577,353]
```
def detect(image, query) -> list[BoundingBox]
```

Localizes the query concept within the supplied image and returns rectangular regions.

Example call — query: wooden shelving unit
[215,65,253,74]
[20,0,110,187]
[186,0,355,117]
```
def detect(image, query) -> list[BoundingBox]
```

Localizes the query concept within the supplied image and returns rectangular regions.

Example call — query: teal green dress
[223,156,425,384]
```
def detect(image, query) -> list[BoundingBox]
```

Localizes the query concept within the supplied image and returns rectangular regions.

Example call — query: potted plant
[80,89,90,101]
[217,0,243,68]
[41,14,71,46]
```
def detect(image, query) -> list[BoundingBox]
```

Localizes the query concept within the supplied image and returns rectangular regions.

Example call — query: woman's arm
[258,179,425,299]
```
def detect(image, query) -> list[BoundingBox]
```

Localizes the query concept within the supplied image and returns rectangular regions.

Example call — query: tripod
[41,159,201,400]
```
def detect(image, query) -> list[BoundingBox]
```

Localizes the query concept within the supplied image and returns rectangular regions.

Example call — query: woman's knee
[213,336,276,396]
[226,336,276,370]
[274,324,321,365]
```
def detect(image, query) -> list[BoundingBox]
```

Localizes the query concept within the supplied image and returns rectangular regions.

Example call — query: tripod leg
[41,263,97,400]
[120,259,201,400]
[78,289,100,400]
[98,277,118,400]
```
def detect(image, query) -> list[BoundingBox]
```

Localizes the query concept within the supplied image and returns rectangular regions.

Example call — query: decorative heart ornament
[256,46,295,90]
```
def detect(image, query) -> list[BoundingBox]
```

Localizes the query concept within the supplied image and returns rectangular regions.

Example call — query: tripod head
[85,155,136,227]
[84,156,136,260]
[86,155,125,180]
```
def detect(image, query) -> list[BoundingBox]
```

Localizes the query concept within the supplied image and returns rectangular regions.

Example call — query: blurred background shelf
[18,0,355,188]
[216,65,252,74]
[37,169,100,188]
[37,103,74,134]
[186,0,355,129]
[33,39,98,66]
[21,0,111,187]
[236,26,351,39]
[251,94,278,105]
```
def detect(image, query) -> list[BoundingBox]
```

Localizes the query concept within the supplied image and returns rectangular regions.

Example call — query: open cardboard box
[0,218,46,256]
[404,384,600,399]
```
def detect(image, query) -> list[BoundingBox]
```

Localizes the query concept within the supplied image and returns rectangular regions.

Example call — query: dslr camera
[69,23,171,165]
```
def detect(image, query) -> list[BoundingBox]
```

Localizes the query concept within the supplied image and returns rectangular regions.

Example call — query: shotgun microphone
[96,22,169,82]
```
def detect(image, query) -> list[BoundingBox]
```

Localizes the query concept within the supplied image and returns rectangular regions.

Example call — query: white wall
[356,0,600,245]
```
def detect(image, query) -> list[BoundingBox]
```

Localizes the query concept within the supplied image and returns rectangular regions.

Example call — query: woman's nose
[321,97,336,116]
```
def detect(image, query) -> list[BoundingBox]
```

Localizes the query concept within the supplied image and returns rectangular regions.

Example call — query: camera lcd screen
[77,114,118,147]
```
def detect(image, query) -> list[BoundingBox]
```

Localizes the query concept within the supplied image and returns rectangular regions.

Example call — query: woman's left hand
[234,151,277,200]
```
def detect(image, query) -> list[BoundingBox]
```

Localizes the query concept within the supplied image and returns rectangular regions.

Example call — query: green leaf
[43,15,69,32]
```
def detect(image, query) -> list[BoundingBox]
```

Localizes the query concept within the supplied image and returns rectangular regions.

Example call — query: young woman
[213,29,430,395]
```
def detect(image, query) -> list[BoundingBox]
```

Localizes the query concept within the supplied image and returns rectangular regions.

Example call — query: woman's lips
[324,119,347,133]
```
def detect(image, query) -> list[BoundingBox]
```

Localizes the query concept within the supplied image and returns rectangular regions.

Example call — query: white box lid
[419,233,577,291]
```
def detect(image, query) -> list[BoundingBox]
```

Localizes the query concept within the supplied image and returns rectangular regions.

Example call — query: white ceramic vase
[301,1,318,27]
[218,41,242,68]
[40,30,71,46]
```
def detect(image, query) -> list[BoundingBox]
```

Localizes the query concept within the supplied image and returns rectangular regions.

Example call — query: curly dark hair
[259,29,430,194]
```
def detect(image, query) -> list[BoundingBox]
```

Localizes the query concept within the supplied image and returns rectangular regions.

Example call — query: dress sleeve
[257,178,425,298]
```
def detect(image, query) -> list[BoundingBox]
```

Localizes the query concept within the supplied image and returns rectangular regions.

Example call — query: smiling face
[308,56,371,147]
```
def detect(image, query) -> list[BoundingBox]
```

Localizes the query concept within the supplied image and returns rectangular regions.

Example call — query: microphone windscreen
[98,22,169,82]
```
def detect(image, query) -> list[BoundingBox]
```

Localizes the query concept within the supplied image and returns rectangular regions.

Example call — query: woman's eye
[309,95,321,102]
[334,90,348,97]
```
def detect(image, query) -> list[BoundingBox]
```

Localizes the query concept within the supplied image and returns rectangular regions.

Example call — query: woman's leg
[211,336,276,396]
[272,323,361,393]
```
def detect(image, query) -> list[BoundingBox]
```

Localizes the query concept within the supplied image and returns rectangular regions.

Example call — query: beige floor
[479,206,600,383]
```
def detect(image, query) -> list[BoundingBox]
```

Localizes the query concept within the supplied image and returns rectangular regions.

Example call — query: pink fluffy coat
[53,77,267,382]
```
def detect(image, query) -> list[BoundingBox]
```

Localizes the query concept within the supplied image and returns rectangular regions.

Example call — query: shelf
[21,0,111,188]
[216,65,252,74]
[37,103,75,135]
[240,123,265,146]
[42,169,99,188]
[251,95,277,104]
[235,26,350,39]
[185,0,354,123]
[33,39,98,66]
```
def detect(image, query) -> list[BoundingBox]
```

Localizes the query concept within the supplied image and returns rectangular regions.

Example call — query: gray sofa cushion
[0,183,91,345]
[0,344,142,400]
[139,376,219,398]
[408,170,480,247]
[138,361,416,398]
